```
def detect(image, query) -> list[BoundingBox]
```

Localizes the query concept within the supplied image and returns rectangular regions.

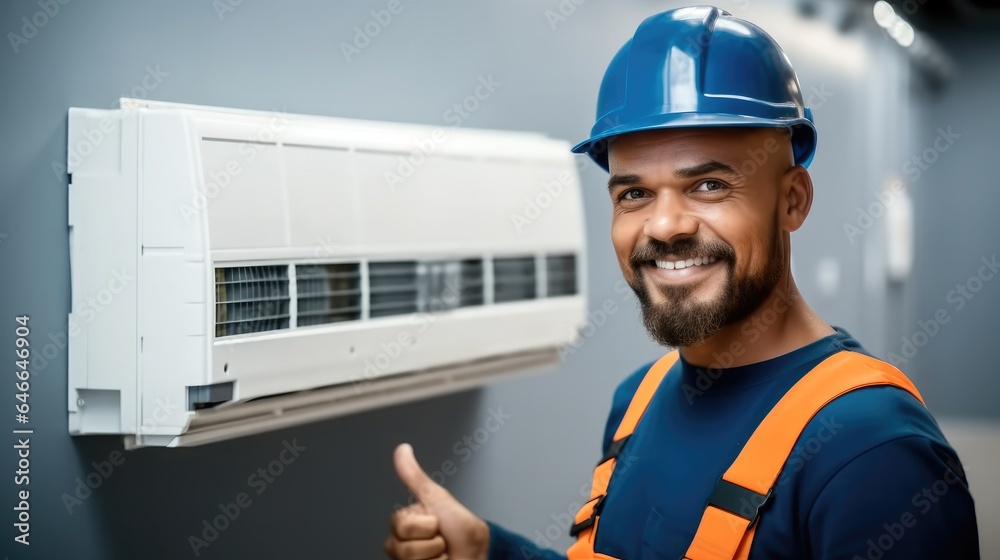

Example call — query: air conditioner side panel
[67,107,139,435]
[136,111,210,435]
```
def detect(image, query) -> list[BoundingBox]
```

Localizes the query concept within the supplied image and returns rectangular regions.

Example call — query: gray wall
[895,27,1000,419]
[0,1,994,559]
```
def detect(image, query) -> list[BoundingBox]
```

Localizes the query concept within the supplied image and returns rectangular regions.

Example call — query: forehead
[608,127,781,172]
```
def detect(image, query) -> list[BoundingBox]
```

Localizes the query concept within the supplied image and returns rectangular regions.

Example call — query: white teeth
[653,257,718,271]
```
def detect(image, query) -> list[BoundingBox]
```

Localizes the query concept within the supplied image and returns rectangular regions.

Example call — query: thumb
[394,443,450,509]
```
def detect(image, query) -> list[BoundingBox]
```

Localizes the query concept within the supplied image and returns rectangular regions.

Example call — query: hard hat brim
[572,112,817,172]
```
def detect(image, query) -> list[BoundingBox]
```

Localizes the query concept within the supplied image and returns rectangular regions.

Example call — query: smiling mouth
[652,256,719,270]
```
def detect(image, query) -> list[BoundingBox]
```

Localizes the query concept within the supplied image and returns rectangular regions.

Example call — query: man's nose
[643,192,698,242]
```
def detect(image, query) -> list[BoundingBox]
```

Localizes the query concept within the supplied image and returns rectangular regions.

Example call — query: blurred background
[0,0,997,558]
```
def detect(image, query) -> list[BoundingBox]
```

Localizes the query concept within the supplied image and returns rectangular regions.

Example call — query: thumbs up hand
[384,443,490,560]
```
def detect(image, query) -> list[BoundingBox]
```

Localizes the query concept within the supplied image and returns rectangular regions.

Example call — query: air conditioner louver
[296,263,362,326]
[546,254,578,297]
[459,259,484,307]
[369,261,419,318]
[494,256,537,303]
[214,266,290,337]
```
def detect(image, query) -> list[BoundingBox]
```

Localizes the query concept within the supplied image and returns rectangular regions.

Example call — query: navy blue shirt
[487,329,979,559]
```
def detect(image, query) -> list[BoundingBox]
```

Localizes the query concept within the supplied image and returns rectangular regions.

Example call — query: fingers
[383,534,447,560]
[393,443,448,507]
[391,510,440,540]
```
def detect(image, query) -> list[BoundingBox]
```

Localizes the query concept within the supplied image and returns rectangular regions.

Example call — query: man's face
[607,127,793,348]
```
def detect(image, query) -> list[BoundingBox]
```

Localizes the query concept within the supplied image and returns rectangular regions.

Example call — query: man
[384,6,980,559]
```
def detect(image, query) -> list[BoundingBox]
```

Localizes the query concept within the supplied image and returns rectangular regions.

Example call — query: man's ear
[780,165,813,233]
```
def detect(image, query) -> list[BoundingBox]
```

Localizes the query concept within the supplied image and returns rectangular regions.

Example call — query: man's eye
[621,188,646,201]
[694,180,727,193]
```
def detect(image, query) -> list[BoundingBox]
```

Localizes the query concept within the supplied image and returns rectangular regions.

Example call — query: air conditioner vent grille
[214,266,290,337]
[369,261,419,318]
[296,263,362,326]
[494,256,536,303]
[213,254,575,335]
[459,259,484,307]
[546,254,577,297]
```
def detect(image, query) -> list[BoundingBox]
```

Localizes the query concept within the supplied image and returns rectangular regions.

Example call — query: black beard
[626,234,784,348]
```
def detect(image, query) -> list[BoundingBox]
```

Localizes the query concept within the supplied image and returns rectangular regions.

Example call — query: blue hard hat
[572,6,817,171]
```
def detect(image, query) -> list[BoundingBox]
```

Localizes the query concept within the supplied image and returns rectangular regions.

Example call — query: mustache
[629,238,734,268]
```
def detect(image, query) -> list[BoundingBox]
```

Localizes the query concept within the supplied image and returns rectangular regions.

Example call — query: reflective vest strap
[683,351,925,560]
[683,506,752,559]
[722,351,924,494]
[567,350,680,559]
[612,351,680,441]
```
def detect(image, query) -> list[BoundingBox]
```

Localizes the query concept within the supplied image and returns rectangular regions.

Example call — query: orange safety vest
[566,349,925,560]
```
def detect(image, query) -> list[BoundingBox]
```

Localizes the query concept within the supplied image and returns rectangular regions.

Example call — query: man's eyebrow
[674,160,742,179]
[607,161,742,192]
[607,174,643,192]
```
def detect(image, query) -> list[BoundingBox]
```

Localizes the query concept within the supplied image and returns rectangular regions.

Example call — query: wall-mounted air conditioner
[67,99,587,448]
